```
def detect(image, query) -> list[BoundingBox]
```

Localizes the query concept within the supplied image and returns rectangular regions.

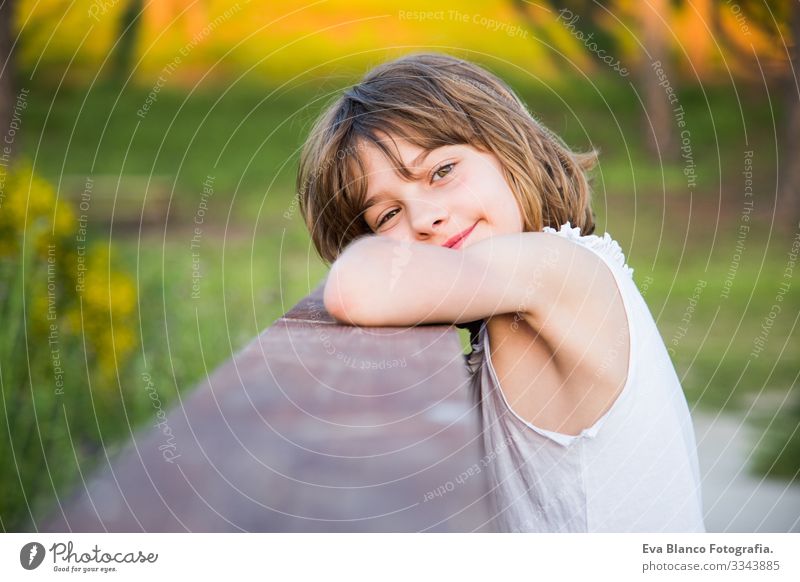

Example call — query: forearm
[323,233,536,327]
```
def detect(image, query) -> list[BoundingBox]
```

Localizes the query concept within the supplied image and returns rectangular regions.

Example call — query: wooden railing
[41,281,496,532]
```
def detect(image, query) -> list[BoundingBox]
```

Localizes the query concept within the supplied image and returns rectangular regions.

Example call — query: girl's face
[360,133,524,249]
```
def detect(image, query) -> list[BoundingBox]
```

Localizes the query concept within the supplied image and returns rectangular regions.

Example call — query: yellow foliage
[16,0,790,86]
[0,158,138,382]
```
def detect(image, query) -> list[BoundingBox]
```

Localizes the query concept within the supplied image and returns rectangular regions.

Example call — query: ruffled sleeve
[542,222,634,278]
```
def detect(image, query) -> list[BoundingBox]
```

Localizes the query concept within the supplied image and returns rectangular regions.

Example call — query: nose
[406,196,448,240]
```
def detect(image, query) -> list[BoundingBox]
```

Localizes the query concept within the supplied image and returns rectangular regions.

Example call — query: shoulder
[540,223,634,280]
[506,225,633,435]
[468,224,632,322]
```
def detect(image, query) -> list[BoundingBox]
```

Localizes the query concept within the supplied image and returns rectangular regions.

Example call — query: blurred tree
[0,0,17,160]
[512,0,677,161]
[635,0,675,160]
[109,0,144,83]
[779,1,799,226]
[707,0,790,80]
[704,0,798,226]
[512,0,798,221]
[142,0,209,51]
[678,0,713,79]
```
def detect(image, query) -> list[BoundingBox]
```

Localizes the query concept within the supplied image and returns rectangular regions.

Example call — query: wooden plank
[41,282,496,532]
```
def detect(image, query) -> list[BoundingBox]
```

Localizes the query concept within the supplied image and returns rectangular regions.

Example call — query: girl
[297,52,705,532]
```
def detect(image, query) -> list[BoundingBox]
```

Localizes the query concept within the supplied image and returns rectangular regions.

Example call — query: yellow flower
[3,158,138,383]
[52,201,76,238]
[109,273,136,317]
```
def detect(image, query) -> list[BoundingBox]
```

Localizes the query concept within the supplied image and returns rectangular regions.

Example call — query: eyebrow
[363,148,436,209]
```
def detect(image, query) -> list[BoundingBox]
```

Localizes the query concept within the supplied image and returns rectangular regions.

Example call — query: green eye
[432,162,455,182]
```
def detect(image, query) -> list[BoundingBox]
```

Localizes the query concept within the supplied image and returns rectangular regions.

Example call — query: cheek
[473,165,509,199]
[450,170,487,202]
[491,184,524,231]
[507,194,525,231]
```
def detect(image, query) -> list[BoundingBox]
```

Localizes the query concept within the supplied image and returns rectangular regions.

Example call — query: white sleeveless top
[465,223,705,532]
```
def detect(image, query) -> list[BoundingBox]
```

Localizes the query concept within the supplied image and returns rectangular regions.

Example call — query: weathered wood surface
[41,282,496,532]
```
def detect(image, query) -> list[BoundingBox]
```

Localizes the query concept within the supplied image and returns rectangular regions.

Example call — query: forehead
[354,133,433,204]
[359,134,429,176]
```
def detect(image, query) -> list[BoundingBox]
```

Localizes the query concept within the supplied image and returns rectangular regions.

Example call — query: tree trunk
[637,0,675,161]
[778,1,800,228]
[110,0,144,83]
[0,0,17,162]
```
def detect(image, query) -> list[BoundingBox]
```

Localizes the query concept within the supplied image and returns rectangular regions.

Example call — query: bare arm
[323,232,583,327]
[325,231,632,435]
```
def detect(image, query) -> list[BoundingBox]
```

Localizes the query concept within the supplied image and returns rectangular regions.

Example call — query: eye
[373,162,456,230]
[431,162,455,182]
[376,208,399,229]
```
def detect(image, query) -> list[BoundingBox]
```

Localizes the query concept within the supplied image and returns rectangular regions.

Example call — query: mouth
[443,222,478,249]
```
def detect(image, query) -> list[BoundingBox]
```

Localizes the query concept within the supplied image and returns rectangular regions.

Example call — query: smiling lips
[443,222,478,249]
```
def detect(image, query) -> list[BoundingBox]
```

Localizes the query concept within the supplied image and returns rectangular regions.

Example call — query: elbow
[323,263,366,326]
[323,235,387,326]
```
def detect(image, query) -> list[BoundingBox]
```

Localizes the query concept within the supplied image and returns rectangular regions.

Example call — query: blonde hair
[297,52,597,264]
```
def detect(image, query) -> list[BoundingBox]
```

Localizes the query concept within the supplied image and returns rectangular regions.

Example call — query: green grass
[25,79,319,221]
[27,75,777,210]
